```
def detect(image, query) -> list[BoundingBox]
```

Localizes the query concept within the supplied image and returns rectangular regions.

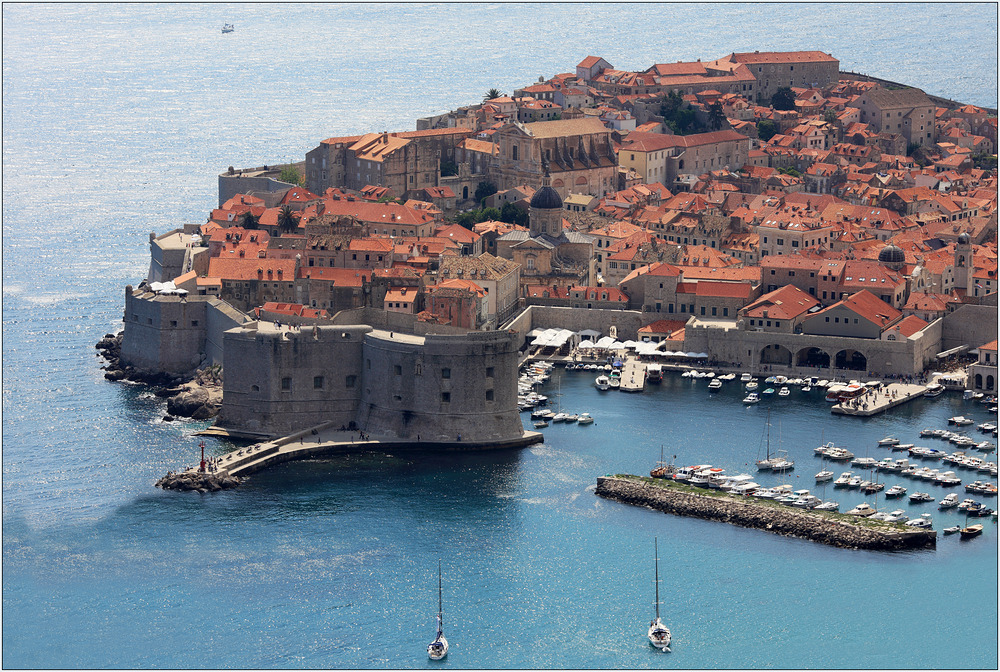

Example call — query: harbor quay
[595,475,937,551]
[157,421,544,490]
[831,382,928,416]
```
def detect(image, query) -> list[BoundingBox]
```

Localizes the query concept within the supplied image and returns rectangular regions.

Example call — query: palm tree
[483,88,503,102]
[277,205,298,235]
[241,211,260,230]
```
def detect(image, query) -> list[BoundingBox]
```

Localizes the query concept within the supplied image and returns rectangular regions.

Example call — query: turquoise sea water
[2,4,997,669]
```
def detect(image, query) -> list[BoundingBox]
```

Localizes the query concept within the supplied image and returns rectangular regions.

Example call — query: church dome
[878,244,906,265]
[530,185,563,210]
[957,232,971,245]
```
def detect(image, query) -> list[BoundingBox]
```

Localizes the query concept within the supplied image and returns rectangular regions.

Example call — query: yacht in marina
[595,375,610,391]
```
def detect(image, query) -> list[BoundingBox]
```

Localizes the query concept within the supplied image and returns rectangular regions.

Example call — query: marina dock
[831,383,927,417]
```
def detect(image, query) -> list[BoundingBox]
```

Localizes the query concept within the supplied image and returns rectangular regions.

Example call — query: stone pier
[596,475,936,551]
[831,383,927,417]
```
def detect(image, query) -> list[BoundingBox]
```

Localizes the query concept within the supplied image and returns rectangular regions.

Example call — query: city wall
[683,318,942,376]
[120,288,248,374]
[360,330,522,442]
[940,304,999,352]
[215,323,524,440]
[838,71,998,115]
[506,305,647,346]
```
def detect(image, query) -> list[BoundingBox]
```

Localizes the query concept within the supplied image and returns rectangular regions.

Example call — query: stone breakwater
[156,470,241,493]
[596,476,936,551]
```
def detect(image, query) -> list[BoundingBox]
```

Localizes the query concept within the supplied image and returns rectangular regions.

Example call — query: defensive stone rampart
[359,330,522,441]
[595,476,935,551]
[941,304,998,352]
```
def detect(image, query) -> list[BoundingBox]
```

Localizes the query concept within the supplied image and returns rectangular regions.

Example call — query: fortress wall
[332,307,468,336]
[205,300,247,367]
[216,325,370,435]
[359,330,523,442]
[940,304,999,351]
[683,323,933,376]
[506,305,647,346]
[120,289,209,374]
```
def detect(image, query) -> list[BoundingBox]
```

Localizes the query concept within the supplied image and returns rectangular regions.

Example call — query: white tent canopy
[578,329,601,338]
[529,328,576,349]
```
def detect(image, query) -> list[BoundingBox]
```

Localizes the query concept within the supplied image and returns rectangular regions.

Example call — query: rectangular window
[170,320,178,327]
[346,375,356,388]
[441,368,451,379]
[313,376,324,389]
[723,308,729,317]
[441,392,451,403]
[281,377,292,390]
[191,320,199,327]
[485,390,494,401]
[486,367,494,378]
[701,307,706,316]
[394,365,402,376]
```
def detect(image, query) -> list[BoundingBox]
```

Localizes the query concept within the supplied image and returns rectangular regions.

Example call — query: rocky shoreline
[156,470,241,493]
[596,475,936,551]
[95,332,222,421]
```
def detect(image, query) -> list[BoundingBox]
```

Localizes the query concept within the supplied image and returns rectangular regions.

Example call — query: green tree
[277,205,298,235]
[241,211,260,230]
[771,87,796,111]
[708,101,726,131]
[971,153,998,171]
[500,202,528,227]
[279,166,303,186]
[757,119,779,142]
[778,167,802,178]
[474,181,498,205]
[455,211,476,230]
[823,108,838,123]
[440,160,458,177]
[478,206,501,223]
[484,88,503,102]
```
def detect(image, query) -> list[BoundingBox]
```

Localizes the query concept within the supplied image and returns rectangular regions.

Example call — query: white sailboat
[427,562,448,661]
[647,537,672,652]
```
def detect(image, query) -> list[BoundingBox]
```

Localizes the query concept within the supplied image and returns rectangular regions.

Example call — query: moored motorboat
[814,501,839,511]
[885,484,906,498]
[833,471,853,487]
[777,386,790,397]
[942,525,961,535]
[743,392,760,404]
[939,493,959,508]
[905,513,933,528]
[595,375,610,391]
[533,420,549,428]
[815,470,834,482]
[908,491,934,503]
[577,412,593,425]
[923,382,945,398]
[878,436,900,446]
[708,378,723,391]
[847,502,876,517]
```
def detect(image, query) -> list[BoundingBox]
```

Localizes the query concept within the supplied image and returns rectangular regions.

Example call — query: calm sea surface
[2,4,997,669]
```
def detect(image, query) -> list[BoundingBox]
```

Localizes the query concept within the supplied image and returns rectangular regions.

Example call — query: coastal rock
[104,368,127,381]
[155,470,241,492]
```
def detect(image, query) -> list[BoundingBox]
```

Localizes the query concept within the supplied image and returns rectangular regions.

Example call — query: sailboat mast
[654,537,660,620]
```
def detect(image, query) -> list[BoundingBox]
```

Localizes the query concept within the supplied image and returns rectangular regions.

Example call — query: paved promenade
[831,383,927,416]
[619,357,646,393]
[190,422,544,479]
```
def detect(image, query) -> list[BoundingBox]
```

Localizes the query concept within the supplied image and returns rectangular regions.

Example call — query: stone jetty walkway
[596,475,936,551]
[158,421,544,490]
[831,383,927,416]
[619,357,646,393]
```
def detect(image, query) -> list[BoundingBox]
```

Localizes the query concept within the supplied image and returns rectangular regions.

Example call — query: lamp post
[199,440,206,473]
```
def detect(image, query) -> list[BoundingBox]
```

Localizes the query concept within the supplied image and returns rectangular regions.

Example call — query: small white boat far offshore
[647,538,672,652]
[221,23,234,33]
[427,562,448,661]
